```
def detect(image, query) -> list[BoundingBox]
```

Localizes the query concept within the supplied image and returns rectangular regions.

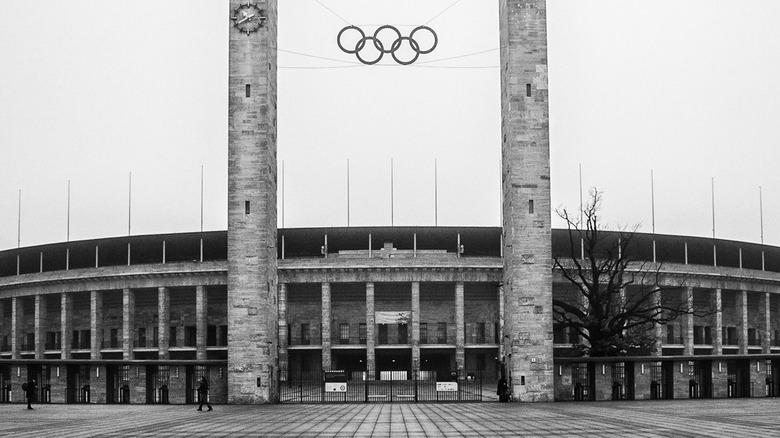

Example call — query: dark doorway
[611,362,635,400]
[688,360,712,399]
[728,359,751,397]
[375,350,411,380]
[27,364,51,404]
[573,362,595,401]
[146,365,170,404]
[332,350,367,375]
[186,365,208,404]
[662,361,675,399]
[420,350,454,381]
[770,359,779,397]
[0,365,9,403]
[106,365,130,403]
[66,365,90,403]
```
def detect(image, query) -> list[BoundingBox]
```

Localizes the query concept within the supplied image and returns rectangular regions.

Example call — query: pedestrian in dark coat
[26,379,37,410]
[197,377,212,411]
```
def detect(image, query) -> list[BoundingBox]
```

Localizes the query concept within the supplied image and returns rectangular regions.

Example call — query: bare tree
[553,189,710,357]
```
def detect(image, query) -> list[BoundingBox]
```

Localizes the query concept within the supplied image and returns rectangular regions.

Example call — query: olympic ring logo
[337,25,438,65]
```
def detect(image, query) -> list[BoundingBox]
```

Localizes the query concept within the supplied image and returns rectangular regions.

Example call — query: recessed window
[245,201,250,214]
[245,84,251,97]
[528,200,534,214]
[526,83,532,97]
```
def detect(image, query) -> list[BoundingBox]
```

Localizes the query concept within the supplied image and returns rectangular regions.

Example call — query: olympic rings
[337,25,438,65]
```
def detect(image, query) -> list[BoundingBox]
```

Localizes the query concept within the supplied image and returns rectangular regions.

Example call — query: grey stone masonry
[196,285,207,361]
[455,282,465,370]
[227,0,279,404]
[366,283,375,376]
[158,287,170,359]
[411,282,420,371]
[123,288,134,360]
[762,292,771,353]
[684,287,694,355]
[740,290,748,354]
[321,282,331,370]
[34,295,45,359]
[10,299,19,358]
[499,0,554,401]
[90,290,102,360]
[61,293,72,359]
[278,283,288,376]
[712,289,723,355]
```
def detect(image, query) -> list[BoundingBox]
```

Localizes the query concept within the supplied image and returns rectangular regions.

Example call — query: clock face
[232,4,265,34]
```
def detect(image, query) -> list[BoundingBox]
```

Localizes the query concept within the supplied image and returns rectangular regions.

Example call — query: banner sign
[375,311,410,324]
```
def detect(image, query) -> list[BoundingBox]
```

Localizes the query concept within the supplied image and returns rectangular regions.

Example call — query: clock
[231,3,266,35]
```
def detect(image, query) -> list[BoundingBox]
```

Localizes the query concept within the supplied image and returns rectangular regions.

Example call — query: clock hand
[238,13,255,24]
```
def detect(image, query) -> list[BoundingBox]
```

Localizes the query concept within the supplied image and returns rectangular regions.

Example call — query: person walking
[197,376,212,411]
[26,378,38,410]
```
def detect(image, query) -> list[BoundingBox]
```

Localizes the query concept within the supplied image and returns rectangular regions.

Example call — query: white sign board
[436,382,458,392]
[325,382,347,393]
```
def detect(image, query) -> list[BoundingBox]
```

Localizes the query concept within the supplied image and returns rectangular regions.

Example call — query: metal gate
[281,368,483,403]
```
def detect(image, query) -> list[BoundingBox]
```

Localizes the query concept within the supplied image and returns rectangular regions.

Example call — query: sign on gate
[436,382,458,392]
[325,382,347,392]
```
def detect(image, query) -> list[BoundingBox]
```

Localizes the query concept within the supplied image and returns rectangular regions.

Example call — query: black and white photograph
[0,1,779,436]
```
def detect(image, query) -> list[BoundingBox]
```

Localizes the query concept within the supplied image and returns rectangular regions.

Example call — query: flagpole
[390,158,394,227]
[17,189,21,248]
[711,177,715,238]
[434,158,438,226]
[346,159,350,227]
[281,160,285,229]
[67,180,71,241]
[759,186,764,245]
[128,172,132,236]
[200,166,204,233]
[579,163,583,226]
[651,170,655,234]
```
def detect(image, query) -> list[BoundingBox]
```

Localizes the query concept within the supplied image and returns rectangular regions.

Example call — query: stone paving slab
[0,399,778,437]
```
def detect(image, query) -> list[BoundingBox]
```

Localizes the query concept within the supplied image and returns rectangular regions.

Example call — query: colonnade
[0,286,214,361]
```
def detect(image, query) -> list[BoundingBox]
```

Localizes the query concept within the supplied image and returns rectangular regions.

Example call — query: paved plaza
[1,399,778,437]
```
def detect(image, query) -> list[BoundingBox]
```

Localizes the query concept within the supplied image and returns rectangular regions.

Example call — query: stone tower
[499,0,554,401]
[227,0,279,403]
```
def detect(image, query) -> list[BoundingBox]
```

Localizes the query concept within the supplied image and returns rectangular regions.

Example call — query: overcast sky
[2,0,780,251]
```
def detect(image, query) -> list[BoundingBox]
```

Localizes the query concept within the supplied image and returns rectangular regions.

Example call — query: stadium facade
[0,229,779,404]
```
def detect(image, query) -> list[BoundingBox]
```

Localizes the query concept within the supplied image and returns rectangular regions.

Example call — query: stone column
[196,285,208,361]
[61,293,73,359]
[455,282,465,371]
[226,0,279,404]
[498,284,505,360]
[321,282,331,370]
[762,292,771,354]
[411,282,420,373]
[500,0,554,402]
[683,287,694,355]
[653,291,663,355]
[712,289,722,355]
[123,288,135,360]
[278,283,288,378]
[90,291,103,360]
[158,287,170,360]
[34,295,46,359]
[11,297,20,360]
[366,282,375,377]
[739,290,748,355]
